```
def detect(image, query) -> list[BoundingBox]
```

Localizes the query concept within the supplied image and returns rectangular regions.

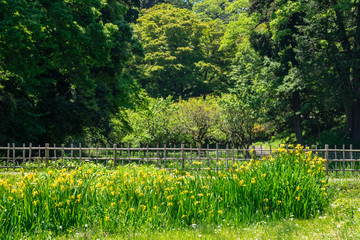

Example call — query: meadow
[0,146,331,239]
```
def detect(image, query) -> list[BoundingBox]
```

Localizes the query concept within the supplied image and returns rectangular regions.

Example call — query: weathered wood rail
[0,143,360,173]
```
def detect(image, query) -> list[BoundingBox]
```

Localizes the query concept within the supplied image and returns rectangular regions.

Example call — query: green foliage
[0,0,142,144]
[121,96,184,145]
[218,93,266,148]
[134,4,233,99]
[177,96,221,144]
[114,94,270,146]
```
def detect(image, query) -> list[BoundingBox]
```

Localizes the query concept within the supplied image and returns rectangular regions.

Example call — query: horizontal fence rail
[1,143,360,173]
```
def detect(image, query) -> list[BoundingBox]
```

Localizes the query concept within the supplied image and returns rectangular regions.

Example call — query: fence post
[138,144,141,166]
[190,144,193,172]
[207,144,210,168]
[343,144,345,176]
[181,144,185,170]
[225,144,229,170]
[71,143,73,160]
[96,143,99,165]
[164,144,167,168]
[7,143,10,168]
[121,144,123,166]
[350,144,353,171]
[156,144,159,168]
[252,145,255,159]
[199,143,202,171]
[113,144,117,168]
[29,143,32,165]
[146,145,149,166]
[45,143,49,166]
[216,143,219,172]
[22,143,25,164]
[79,143,82,165]
[128,144,131,167]
[53,144,56,164]
[12,143,16,169]
[61,144,64,167]
[106,143,109,167]
[88,143,91,163]
[232,145,235,166]
[325,144,329,175]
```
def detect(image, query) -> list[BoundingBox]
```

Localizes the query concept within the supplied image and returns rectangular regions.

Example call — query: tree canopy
[0,0,142,144]
[2,0,360,146]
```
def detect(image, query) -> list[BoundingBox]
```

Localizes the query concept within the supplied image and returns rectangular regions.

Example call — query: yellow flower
[141,205,146,211]
[105,216,109,221]
[264,198,268,203]
[194,201,200,205]
[130,208,135,212]
[198,193,203,197]
[8,196,13,201]
[181,215,187,218]
[167,202,173,206]
[111,202,116,207]
[323,192,327,196]
[251,178,256,184]
[218,210,223,214]
[261,173,266,178]
[277,200,282,205]
[295,196,300,201]
[33,200,38,206]
[32,191,38,197]
[307,170,312,173]
[296,186,300,191]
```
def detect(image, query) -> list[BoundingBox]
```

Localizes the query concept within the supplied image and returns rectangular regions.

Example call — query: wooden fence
[1,143,360,173]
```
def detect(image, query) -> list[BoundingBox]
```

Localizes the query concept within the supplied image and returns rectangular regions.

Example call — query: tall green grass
[0,146,329,239]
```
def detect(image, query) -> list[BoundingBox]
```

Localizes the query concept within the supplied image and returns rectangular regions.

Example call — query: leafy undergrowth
[0,146,329,239]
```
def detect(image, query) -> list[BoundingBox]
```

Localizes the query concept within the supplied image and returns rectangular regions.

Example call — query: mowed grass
[0,146,332,239]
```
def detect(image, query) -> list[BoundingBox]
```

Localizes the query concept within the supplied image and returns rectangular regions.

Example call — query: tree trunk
[292,92,304,145]
[352,3,360,145]
[343,104,352,139]
[352,99,360,145]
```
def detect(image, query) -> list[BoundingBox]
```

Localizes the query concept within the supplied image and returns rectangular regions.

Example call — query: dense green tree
[295,0,360,144]
[121,96,184,145]
[177,96,222,144]
[134,4,233,99]
[218,93,265,148]
[0,0,142,144]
